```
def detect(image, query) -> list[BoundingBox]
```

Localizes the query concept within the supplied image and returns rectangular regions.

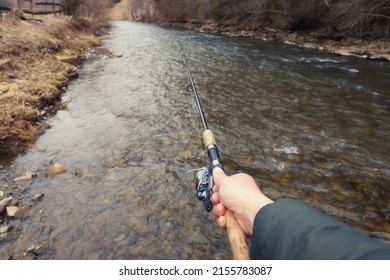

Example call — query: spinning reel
[194,166,213,212]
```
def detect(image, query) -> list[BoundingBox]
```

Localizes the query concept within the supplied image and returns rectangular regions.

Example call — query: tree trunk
[264,0,271,10]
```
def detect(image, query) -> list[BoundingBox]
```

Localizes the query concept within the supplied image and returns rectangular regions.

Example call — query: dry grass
[0,15,106,158]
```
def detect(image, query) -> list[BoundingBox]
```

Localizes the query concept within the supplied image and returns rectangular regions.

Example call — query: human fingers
[210,191,220,206]
[217,216,226,228]
[212,167,227,186]
[212,202,226,217]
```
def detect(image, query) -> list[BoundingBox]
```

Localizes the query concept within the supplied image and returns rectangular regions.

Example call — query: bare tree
[324,0,331,8]
[124,0,389,39]
[62,0,115,17]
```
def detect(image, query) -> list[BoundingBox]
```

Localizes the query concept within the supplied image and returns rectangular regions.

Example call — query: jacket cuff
[250,198,311,259]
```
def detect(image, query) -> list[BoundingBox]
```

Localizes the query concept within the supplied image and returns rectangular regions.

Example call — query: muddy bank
[159,21,390,61]
[0,15,109,163]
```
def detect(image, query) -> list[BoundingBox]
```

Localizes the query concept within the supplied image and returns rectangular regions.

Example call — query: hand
[210,167,273,236]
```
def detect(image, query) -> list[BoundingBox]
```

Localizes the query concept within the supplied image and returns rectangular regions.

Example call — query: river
[0,21,389,259]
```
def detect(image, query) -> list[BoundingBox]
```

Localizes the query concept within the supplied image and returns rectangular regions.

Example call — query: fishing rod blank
[182,51,208,131]
[181,47,222,212]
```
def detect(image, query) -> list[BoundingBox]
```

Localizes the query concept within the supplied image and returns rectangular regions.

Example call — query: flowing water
[1,21,389,259]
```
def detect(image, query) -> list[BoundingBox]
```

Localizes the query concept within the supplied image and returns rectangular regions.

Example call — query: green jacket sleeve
[250,198,390,259]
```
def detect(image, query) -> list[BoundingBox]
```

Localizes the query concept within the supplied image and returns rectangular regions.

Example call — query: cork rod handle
[202,129,250,260]
[225,210,250,260]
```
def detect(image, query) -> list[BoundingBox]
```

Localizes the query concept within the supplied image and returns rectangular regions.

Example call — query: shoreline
[160,21,390,62]
[0,16,109,164]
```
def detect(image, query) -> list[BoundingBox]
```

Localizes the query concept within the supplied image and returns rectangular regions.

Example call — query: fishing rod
[180,47,250,260]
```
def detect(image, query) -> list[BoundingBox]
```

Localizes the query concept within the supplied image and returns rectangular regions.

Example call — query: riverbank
[0,15,109,163]
[107,0,389,61]
[160,21,390,61]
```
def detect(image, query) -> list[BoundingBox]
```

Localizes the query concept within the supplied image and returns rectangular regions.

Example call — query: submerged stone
[108,48,123,57]
[13,172,36,184]
[31,193,44,202]
[27,243,46,255]
[0,225,12,234]
[0,197,13,214]
[6,206,30,218]
[46,163,66,176]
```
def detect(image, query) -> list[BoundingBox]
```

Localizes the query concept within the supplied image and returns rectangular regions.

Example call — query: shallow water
[1,21,389,259]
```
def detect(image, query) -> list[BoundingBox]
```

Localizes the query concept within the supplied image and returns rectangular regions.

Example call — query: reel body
[194,166,213,212]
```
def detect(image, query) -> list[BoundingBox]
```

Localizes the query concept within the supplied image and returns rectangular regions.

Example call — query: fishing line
[181,168,204,182]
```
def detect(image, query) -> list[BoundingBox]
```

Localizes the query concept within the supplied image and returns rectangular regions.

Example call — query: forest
[128,0,390,39]
[64,0,389,39]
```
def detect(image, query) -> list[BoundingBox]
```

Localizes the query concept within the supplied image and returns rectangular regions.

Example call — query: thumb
[213,167,227,186]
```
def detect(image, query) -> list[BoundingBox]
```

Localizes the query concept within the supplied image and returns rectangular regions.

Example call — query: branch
[238,8,286,29]
[324,0,331,8]
[333,1,358,22]
[367,0,390,14]
[237,0,266,29]
[240,0,266,14]
[361,12,390,21]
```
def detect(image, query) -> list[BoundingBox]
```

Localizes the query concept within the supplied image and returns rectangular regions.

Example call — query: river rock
[0,191,4,199]
[108,48,123,58]
[66,66,78,74]
[66,66,79,79]
[46,163,66,176]
[27,243,46,255]
[23,252,36,260]
[6,206,30,218]
[8,198,18,207]
[13,172,37,184]
[0,232,20,243]
[0,197,13,214]
[31,193,44,202]
[55,54,78,63]
[0,225,12,234]
[8,73,18,79]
